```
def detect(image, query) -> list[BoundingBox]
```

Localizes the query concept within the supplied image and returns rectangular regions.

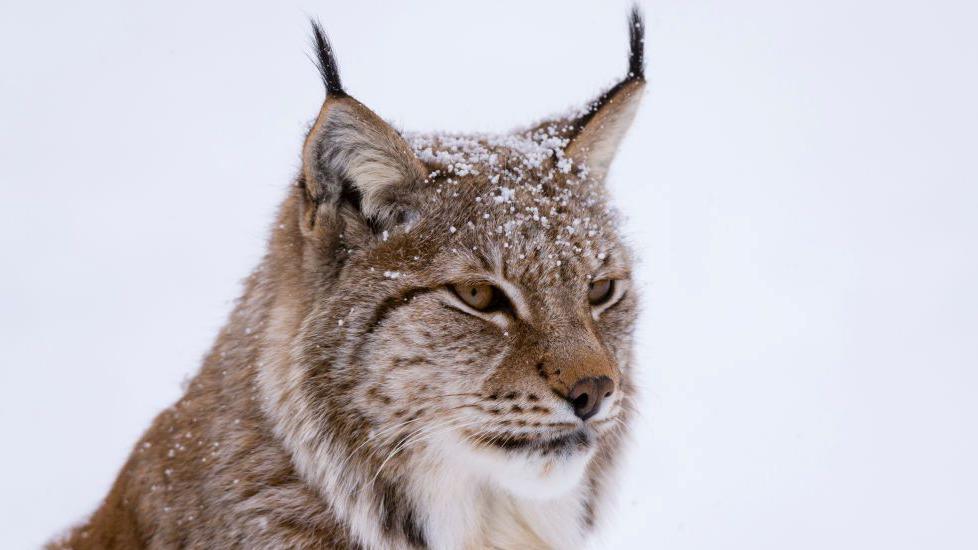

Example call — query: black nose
[567,376,615,421]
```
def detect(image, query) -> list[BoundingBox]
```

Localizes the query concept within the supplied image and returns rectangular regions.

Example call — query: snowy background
[2,1,977,548]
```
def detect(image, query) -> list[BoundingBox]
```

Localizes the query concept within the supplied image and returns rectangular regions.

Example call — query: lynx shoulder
[52,8,646,550]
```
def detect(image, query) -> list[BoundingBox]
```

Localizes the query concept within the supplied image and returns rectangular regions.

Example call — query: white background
[2,1,976,548]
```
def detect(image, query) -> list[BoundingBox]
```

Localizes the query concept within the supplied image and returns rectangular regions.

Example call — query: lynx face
[298,129,638,498]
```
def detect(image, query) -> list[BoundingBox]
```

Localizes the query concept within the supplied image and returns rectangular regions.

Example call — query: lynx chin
[52,8,647,550]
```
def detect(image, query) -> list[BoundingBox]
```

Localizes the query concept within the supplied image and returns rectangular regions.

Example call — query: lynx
[52,8,646,550]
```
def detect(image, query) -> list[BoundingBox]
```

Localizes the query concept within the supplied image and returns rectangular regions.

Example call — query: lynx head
[258,9,645,530]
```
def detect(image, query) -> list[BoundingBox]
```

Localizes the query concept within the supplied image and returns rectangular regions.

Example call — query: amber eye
[588,279,615,306]
[453,283,498,311]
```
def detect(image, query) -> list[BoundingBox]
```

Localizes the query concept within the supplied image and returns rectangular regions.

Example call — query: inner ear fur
[300,96,426,234]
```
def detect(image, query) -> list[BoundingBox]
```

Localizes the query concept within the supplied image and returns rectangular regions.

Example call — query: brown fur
[51,11,646,550]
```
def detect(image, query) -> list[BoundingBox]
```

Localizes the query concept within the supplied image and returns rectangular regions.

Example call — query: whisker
[418,392,483,400]
[331,409,444,474]
[331,393,486,474]
[363,417,482,492]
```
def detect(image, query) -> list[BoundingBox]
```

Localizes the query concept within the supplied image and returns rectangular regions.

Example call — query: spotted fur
[51,8,646,550]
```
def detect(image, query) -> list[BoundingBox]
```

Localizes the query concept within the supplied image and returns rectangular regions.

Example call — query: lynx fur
[52,8,647,550]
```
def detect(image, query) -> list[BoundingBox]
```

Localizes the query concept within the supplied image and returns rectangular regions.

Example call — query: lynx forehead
[407,129,615,266]
[53,8,647,550]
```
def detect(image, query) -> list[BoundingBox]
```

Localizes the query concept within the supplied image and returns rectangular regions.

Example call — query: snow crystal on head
[406,123,617,271]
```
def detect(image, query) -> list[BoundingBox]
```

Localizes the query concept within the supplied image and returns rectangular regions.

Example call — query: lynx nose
[567,376,615,421]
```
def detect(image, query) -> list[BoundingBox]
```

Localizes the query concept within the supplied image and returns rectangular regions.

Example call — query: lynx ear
[565,8,646,181]
[301,22,425,232]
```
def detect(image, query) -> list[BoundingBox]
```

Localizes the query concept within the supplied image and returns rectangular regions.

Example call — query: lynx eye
[588,279,615,306]
[453,283,500,311]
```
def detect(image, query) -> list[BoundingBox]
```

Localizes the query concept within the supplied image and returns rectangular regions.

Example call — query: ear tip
[627,5,646,82]
[309,19,346,97]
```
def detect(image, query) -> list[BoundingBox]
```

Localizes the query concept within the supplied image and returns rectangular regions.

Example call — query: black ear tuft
[567,6,646,134]
[310,19,346,97]
[557,6,647,180]
[628,6,645,81]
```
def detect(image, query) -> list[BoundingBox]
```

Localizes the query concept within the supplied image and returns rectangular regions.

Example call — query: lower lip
[484,429,593,454]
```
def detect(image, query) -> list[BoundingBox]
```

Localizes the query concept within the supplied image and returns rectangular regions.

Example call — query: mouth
[467,428,594,456]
